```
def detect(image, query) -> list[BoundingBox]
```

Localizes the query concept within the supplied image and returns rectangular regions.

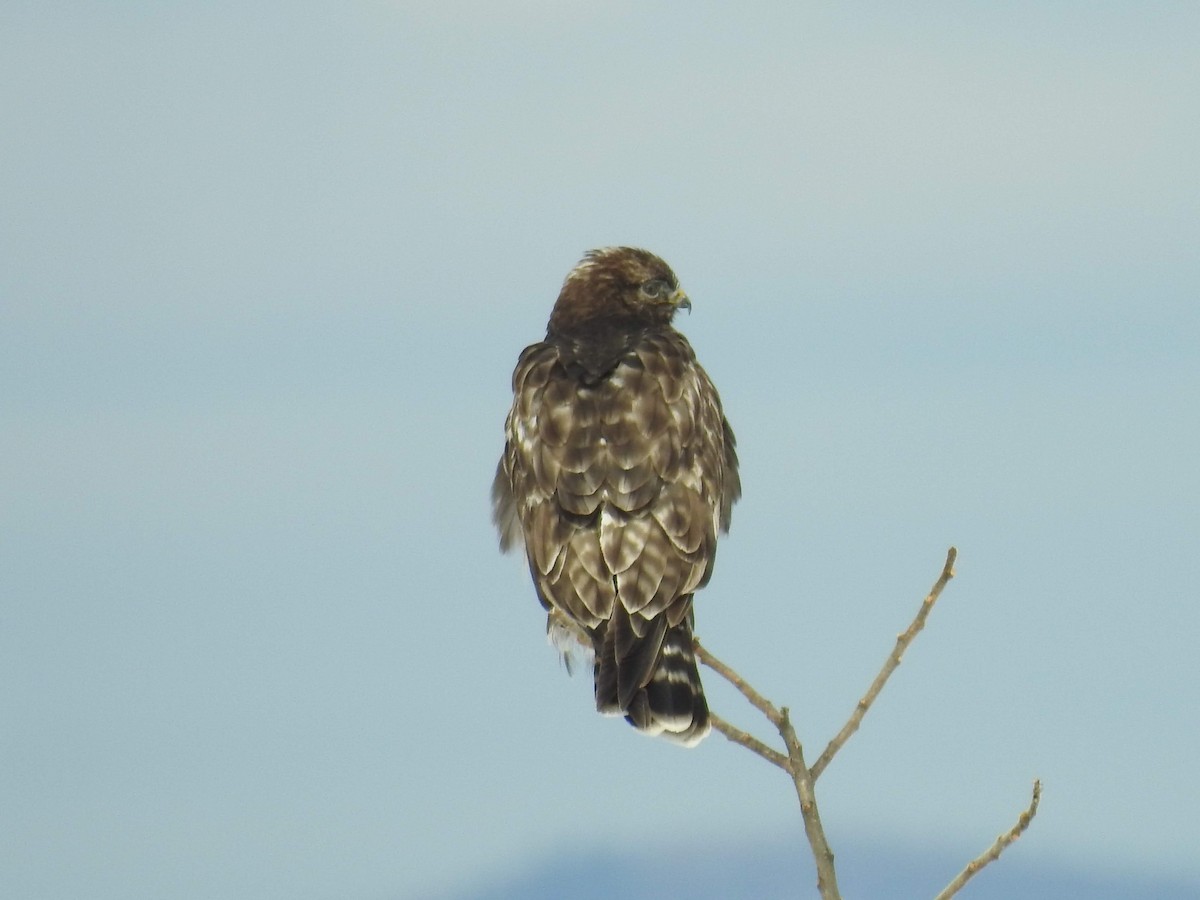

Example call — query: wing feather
[496,322,738,744]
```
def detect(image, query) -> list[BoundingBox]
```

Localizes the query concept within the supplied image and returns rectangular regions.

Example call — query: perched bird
[493,247,740,745]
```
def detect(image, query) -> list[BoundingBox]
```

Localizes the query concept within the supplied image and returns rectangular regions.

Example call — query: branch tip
[691,549,1036,900]
[811,548,959,780]
[933,779,1043,900]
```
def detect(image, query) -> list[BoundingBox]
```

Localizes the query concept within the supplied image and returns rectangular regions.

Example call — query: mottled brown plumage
[493,247,740,745]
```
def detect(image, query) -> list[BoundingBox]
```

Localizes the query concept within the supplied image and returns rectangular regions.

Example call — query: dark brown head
[547,247,691,338]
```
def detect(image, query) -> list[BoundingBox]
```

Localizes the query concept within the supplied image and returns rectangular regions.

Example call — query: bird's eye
[641,279,667,299]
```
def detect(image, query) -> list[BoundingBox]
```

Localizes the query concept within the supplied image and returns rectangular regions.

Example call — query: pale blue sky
[2,3,1198,898]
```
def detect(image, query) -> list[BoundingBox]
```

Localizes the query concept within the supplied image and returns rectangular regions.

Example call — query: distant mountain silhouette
[438,835,1198,900]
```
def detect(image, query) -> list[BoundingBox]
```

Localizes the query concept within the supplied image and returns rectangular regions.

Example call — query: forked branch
[694,548,1040,899]
[694,639,841,899]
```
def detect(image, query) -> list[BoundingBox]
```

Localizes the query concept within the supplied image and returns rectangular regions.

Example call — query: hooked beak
[670,288,692,314]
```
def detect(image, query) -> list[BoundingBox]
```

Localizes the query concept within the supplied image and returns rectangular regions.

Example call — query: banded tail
[594,604,710,746]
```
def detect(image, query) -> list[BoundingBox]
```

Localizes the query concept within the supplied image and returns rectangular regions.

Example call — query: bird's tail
[594,605,710,747]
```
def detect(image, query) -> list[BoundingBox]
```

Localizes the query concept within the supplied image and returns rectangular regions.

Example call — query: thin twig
[694,549,1032,900]
[708,711,789,770]
[934,780,1043,900]
[694,638,842,900]
[810,546,957,781]
[694,639,782,726]
[779,708,841,900]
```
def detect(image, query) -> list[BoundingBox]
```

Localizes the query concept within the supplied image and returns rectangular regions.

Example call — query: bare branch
[693,550,960,900]
[694,641,841,898]
[708,711,789,770]
[934,780,1043,900]
[811,546,957,781]
[694,639,783,726]
[779,707,841,900]
[693,549,1035,900]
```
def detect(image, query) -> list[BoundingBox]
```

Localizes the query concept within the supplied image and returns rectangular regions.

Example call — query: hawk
[492,247,740,745]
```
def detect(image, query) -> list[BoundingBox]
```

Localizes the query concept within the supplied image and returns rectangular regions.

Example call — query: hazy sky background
[3,3,1198,898]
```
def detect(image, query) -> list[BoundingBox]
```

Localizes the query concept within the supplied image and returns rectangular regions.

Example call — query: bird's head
[547,247,691,337]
